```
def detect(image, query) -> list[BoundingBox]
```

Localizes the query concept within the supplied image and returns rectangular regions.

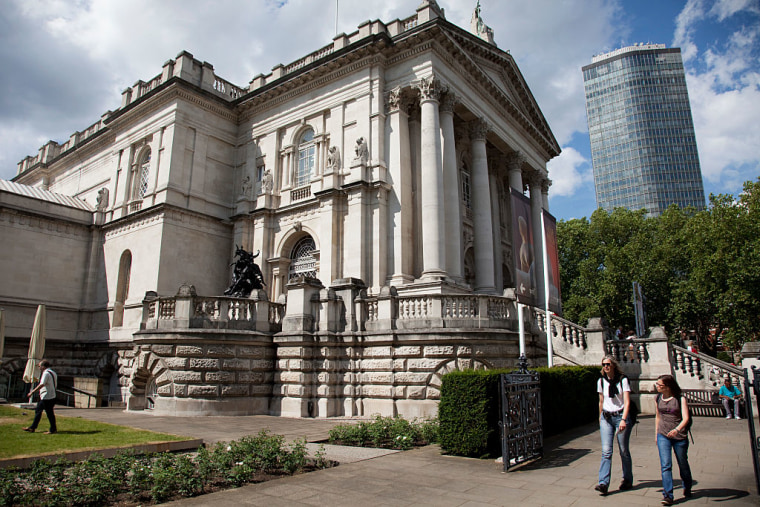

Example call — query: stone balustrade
[671,344,744,390]
[358,292,517,331]
[141,288,283,333]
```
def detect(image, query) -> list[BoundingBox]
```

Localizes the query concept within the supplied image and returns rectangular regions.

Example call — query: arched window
[113,250,132,327]
[289,236,317,280]
[295,129,315,188]
[135,148,151,199]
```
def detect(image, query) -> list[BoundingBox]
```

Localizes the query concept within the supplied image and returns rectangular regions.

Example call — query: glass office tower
[582,44,705,216]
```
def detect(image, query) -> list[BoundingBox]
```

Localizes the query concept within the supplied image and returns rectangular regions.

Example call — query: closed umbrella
[0,308,4,359]
[22,305,46,384]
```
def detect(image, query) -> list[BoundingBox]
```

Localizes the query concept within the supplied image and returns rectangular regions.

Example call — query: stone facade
[0,1,564,417]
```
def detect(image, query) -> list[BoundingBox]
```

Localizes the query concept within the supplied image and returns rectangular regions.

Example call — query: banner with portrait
[542,210,562,315]
[510,188,536,306]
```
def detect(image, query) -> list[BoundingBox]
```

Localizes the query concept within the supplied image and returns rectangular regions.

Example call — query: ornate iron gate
[499,359,543,471]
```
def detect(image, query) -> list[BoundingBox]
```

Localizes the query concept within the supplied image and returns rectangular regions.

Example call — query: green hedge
[438,365,600,458]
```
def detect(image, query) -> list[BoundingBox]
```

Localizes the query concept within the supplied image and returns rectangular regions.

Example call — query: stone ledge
[0,438,203,470]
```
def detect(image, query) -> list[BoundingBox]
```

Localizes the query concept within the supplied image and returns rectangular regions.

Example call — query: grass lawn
[0,405,190,459]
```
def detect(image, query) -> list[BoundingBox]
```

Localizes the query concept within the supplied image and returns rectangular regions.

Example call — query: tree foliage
[557,178,760,353]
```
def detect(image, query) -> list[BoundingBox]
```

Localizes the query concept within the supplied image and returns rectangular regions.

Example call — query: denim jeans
[598,412,632,486]
[657,433,692,500]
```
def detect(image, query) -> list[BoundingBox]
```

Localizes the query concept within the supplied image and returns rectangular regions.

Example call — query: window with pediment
[295,128,315,188]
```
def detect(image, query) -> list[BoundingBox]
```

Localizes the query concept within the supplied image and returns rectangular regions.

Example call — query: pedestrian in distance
[594,355,634,495]
[22,360,58,434]
[718,376,743,419]
[654,374,693,505]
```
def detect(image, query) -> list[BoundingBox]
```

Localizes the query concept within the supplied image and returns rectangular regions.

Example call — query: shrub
[438,365,600,458]
[327,415,438,450]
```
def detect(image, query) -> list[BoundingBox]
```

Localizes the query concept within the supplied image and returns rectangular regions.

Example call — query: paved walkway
[64,408,759,506]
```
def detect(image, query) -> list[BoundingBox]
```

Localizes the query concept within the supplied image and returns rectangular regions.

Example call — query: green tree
[557,179,760,353]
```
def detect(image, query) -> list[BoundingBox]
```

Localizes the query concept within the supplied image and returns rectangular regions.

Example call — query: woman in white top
[594,355,633,495]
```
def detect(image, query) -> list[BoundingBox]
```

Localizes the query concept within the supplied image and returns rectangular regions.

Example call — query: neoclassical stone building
[1,1,562,418]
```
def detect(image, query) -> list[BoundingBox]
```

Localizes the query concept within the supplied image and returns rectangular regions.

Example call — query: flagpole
[541,211,554,367]
[335,0,339,36]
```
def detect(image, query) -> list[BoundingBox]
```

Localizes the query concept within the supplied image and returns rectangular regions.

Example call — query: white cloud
[673,0,706,62]
[546,147,593,198]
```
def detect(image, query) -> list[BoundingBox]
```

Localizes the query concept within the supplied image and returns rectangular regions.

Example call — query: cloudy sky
[1,0,758,220]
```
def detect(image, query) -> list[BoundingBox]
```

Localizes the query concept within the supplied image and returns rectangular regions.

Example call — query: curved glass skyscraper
[583,44,705,216]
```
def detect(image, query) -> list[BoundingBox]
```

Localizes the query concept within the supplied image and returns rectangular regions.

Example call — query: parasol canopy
[22,305,46,384]
[0,308,4,359]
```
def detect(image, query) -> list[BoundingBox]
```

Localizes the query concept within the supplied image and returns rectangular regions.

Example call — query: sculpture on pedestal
[224,246,266,297]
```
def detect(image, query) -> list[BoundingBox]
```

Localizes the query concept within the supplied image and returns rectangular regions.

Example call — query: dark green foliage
[328,415,438,450]
[537,365,600,436]
[438,366,600,458]
[558,178,760,353]
[0,432,330,506]
[438,369,507,458]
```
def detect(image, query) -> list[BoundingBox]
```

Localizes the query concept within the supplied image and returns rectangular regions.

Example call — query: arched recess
[126,348,174,411]
[273,226,321,296]
[134,147,151,200]
[93,352,124,406]
[0,358,27,401]
[113,250,132,327]
[426,358,491,399]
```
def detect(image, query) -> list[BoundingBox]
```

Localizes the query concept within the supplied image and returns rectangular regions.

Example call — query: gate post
[747,367,760,494]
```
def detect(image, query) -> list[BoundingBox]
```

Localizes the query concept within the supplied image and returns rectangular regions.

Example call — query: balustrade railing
[672,344,744,388]
[534,310,588,350]
[605,339,650,364]
[143,294,282,331]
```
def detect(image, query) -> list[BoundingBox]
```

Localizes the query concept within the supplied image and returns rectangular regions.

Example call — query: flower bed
[0,430,333,506]
[327,415,438,450]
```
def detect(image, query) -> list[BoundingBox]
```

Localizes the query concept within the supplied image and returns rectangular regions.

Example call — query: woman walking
[655,374,693,505]
[595,355,633,495]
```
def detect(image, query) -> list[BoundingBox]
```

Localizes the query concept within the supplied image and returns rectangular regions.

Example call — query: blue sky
[0,0,757,221]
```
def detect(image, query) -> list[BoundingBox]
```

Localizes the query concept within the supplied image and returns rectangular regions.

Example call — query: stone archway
[0,358,27,401]
[426,357,492,399]
[126,348,174,411]
[93,351,124,407]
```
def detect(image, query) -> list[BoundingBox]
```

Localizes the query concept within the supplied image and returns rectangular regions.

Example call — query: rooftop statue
[470,1,495,45]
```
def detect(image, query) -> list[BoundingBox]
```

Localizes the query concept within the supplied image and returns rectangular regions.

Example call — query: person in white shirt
[594,355,633,495]
[22,360,58,434]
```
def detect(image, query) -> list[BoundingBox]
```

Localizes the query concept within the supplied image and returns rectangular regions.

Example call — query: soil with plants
[327,415,439,450]
[0,430,334,506]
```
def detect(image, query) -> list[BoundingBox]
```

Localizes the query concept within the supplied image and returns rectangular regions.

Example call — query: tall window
[113,250,132,327]
[289,236,317,279]
[461,165,472,210]
[295,129,315,188]
[136,148,151,199]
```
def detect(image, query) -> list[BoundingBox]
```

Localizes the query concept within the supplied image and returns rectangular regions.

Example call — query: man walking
[22,360,58,434]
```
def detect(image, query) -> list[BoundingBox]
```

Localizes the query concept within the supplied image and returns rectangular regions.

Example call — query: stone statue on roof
[470,1,495,45]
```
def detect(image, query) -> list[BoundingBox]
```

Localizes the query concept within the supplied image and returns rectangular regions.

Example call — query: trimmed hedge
[438,365,600,457]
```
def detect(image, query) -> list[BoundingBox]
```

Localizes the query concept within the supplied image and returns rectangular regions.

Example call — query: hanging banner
[510,188,536,306]
[542,210,562,315]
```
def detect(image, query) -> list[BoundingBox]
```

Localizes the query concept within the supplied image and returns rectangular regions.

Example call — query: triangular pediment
[427,21,560,158]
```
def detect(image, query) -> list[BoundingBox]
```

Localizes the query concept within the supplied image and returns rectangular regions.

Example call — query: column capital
[542,178,552,194]
[440,92,458,114]
[386,87,412,114]
[416,76,447,103]
[506,151,526,172]
[469,118,490,141]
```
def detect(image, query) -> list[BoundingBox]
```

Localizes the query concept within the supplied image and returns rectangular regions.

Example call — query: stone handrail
[535,311,588,350]
[672,344,745,390]
[360,293,516,331]
[142,293,282,332]
[605,338,651,364]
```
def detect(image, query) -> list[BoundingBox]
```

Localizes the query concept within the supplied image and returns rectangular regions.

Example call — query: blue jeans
[598,413,632,486]
[657,433,693,500]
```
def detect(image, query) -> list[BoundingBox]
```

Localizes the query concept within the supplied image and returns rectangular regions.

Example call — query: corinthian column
[507,151,525,192]
[417,77,446,280]
[470,119,495,293]
[440,92,462,280]
[386,88,414,285]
